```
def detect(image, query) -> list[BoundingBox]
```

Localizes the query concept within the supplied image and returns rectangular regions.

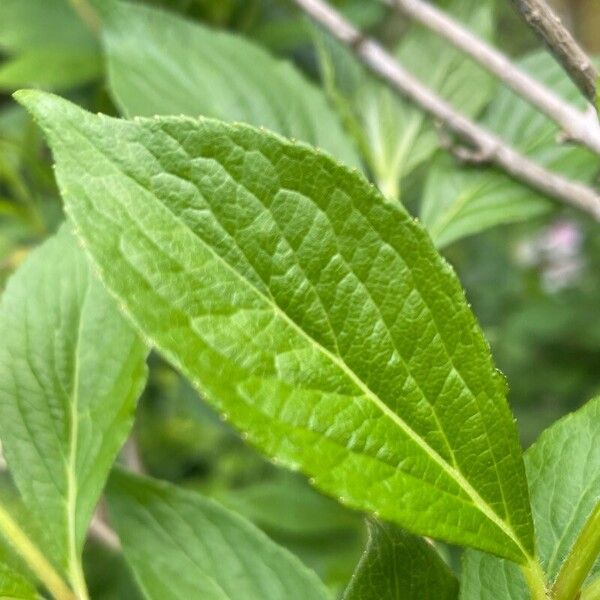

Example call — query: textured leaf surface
[107,470,330,600]
[461,396,600,599]
[343,521,458,600]
[19,91,534,562]
[317,0,493,199]
[0,226,148,587]
[421,52,600,247]
[102,2,358,168]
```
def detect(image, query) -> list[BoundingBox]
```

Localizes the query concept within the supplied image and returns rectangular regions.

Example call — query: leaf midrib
[64,274,89,597]
[61,117,528,560]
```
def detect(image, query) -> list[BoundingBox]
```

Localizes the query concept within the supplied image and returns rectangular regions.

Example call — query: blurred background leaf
[316,0,494,200]
[420,52,600,247]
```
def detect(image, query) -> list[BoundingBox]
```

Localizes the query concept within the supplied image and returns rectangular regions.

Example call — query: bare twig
[386,0,600,155]
[89,512,121,551]
[122,436,145,474]
[508,0,598,105]
[292,0,600,220]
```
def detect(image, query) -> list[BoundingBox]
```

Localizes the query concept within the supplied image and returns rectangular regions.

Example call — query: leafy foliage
[0,226,148,595]
[0,1,599,598]
[0,0,101,91]
[421,52,600,247]
[18,90,535,562]
[102,1,359,167]
[316,0,494,199]
[107,470,330,600]
[461,396,600,598]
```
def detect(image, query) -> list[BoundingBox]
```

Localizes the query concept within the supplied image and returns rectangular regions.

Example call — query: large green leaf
[421,52,600,248]
[102,1,359,168]
[343,521,458,600]
[107,470,330,600]
[0,0,101,91]
[317,0,494,199]
[18,91,535,563]
[0,226,148,595]
[461,396,600,598]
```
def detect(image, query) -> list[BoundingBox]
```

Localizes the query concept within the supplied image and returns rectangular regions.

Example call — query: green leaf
[461,396,600,599]
[107,470,331,600]
[0,563,38,600]
[0,226,148,595]
[421,52,600,247]
[419,155,550,250]
[17,90,535,563]
[102,1,359,168]
[316,0,494,199]
[343,521,458,600]
[0,0,101,91]
[0,50,101,92]
[216,474,359,537]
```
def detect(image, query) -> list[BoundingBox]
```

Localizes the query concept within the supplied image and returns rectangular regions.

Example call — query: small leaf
[0,226,148,593]
[421,52,600,247]
[461,396,600,599]
[343,521,458,600]
[102,2,359,168]
[17,91,534,562]
[107,470,331,600]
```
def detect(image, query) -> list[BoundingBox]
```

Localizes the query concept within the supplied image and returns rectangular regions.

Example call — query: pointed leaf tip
[13,89,84,131]
[13,88,52,111]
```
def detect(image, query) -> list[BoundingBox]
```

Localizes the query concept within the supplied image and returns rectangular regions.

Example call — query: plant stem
[291,0,600,221]
[0,503,77,600]
[553,502,600,600]
[522,559,549,600]
[508,0,598,105]
[386,0,600,154]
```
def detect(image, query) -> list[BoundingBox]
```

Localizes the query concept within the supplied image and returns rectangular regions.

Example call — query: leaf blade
[17,90,534,562]
[107,470,331,600]
[0,226,148,588]
[461,396,600,599]
[102,2,359,168]
[343,521,458,600]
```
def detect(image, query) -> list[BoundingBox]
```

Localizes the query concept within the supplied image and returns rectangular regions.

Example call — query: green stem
[522,558,548,600]
[553,502,600,600]
[0,503,77,600]
[581,577,600,600]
